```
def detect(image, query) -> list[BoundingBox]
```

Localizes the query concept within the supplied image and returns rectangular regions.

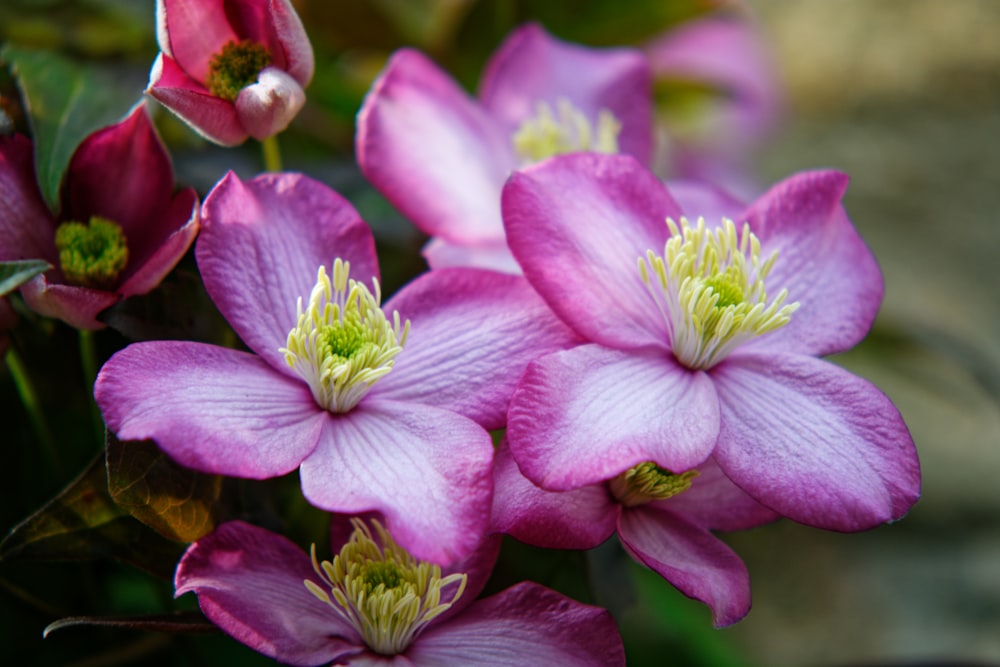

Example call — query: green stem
[78,329,104,444]
[261,134,283,172]
[4,345,58,466]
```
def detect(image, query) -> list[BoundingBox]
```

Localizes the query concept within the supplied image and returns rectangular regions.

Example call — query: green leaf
[0,259,50,297]
[106,434,223,544]
[0,452,184,578]
[0,45,138,210]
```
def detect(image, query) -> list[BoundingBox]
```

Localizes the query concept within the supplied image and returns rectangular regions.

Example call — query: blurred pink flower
[148,0,314,145]
[0,104,199,330]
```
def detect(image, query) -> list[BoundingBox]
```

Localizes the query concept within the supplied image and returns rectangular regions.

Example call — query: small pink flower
[175,518,625,666]
[0,104,199,330]
[148,0,314,146]
[357,23,652,272]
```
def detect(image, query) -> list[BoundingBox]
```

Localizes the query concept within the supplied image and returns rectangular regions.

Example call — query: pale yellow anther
[609,462,699,507]
[512,98,621,163]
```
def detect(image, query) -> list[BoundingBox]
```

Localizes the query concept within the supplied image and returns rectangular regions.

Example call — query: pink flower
[0,104,199,330]
[357,23,652,272]
[95,171,577,565]
[148,0,314,146]
[492,438,777,626]
[502,153,920,534]
[175,518,625,666]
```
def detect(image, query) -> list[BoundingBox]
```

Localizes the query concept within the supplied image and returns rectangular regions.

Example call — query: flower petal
[95,340,325,478]
[20,275,120,330]
[508,344,719,491]
[146,53,249,146]
[357,49,514,244]
[618,504,750,627]
[502,152,680,350]
[268,0,314,85]
[198,171,377,372]
[234,67,306,140]
[657,457,779,532]
[0,134,56,263]
[160,0,238,83]
[740,170,883,356]
[711,351,921,530]
[480,23,653,166]
[668,178,746,223]
[175,521,362,666]
[421,237,521,274]
[491,438,618,549]
[298,400,494,565]
[116,187,199,297]
[408,581,625,667]
[375,268,579,429]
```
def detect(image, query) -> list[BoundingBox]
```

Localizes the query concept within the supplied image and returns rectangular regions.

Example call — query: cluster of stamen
[206,39,272,101]
[639,217,799,370]
[609,462,699,507]
[512,98,621,163]
[304,519,467,656]
[54,216,128,290]
[281,259,409,413]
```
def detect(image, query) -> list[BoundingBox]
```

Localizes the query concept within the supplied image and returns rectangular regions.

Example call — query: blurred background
[1,1,998,665]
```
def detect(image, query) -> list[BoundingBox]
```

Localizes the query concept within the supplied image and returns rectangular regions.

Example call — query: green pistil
[206,39,272,101]
[703,273,744,309]
[609,462,699,507]
[318,316,370,362]
[54,216,128,290]
[360,560,404,592]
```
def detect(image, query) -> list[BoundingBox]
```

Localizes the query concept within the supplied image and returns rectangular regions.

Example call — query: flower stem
[261,135,283,172]
[4,345,58,466]
[78,329,104,444]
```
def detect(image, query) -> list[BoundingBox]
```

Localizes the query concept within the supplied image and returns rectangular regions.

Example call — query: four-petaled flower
[148,0,314,146]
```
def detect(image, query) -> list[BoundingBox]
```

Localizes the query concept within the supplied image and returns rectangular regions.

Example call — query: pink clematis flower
[176,518,625,666]
[95,171,577,565]
[0,104,199,330]
[357,23,652,273]
[502,153,920,535]
[148,0,314,146]
[492,438,777,626]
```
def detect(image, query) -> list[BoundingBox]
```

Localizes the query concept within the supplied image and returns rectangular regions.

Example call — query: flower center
[609,462,699,508]
[206,39,272,101]
[638,217,799,370]
[304,519,467,656]
[512,98,621,164]
[53,216,128,290]
[281,259,409,413]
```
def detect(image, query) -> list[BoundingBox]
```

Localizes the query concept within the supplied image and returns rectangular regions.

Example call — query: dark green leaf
[0,259,51,297]
[43,611,217,638]
[0,45,139,210]
[106,434,223,543]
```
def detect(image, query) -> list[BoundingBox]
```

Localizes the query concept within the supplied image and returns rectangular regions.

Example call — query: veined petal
[175,521,362,666]
[117,187,199,297]
[421,237,521,274]
[234,67,306,140]
[269,0,314,85]
[711,351,921,530]
[357,49,514,244]
[480,23,653,166]
[502,153,680,350]
[507,344,719,491]
[668,178,746,224]
[0,134,56,263]
[147,54,249,146]
[95,341,325,478]
[375,268,579,429]
[408,582,625,667]
[298,400,494,566]
[618,504,750,627]
[160,0,238,83]
[198,171,377,373]
[491,438,618,549]
[20,275,120,330]
[739,170,883,356]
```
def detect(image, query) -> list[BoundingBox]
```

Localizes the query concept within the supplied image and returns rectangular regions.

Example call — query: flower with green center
[357,23,652,272]
[175,519,626,665]
[281,259,409,413]
[639,216,799,370]
[608,462,699,507]
[205,39,272,102]
[502,153,919,559]
[54,216,129,290]
[512,98,621,164]
[304,518,466,655]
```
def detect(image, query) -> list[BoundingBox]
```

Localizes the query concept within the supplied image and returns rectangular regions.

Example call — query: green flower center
[512,98,621,164]
[281,259,409,413]
[54,216,128,290]
[639,217,799,370]
[304,519,467,656]
[609,462,699,507]
[206,39,272,101]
